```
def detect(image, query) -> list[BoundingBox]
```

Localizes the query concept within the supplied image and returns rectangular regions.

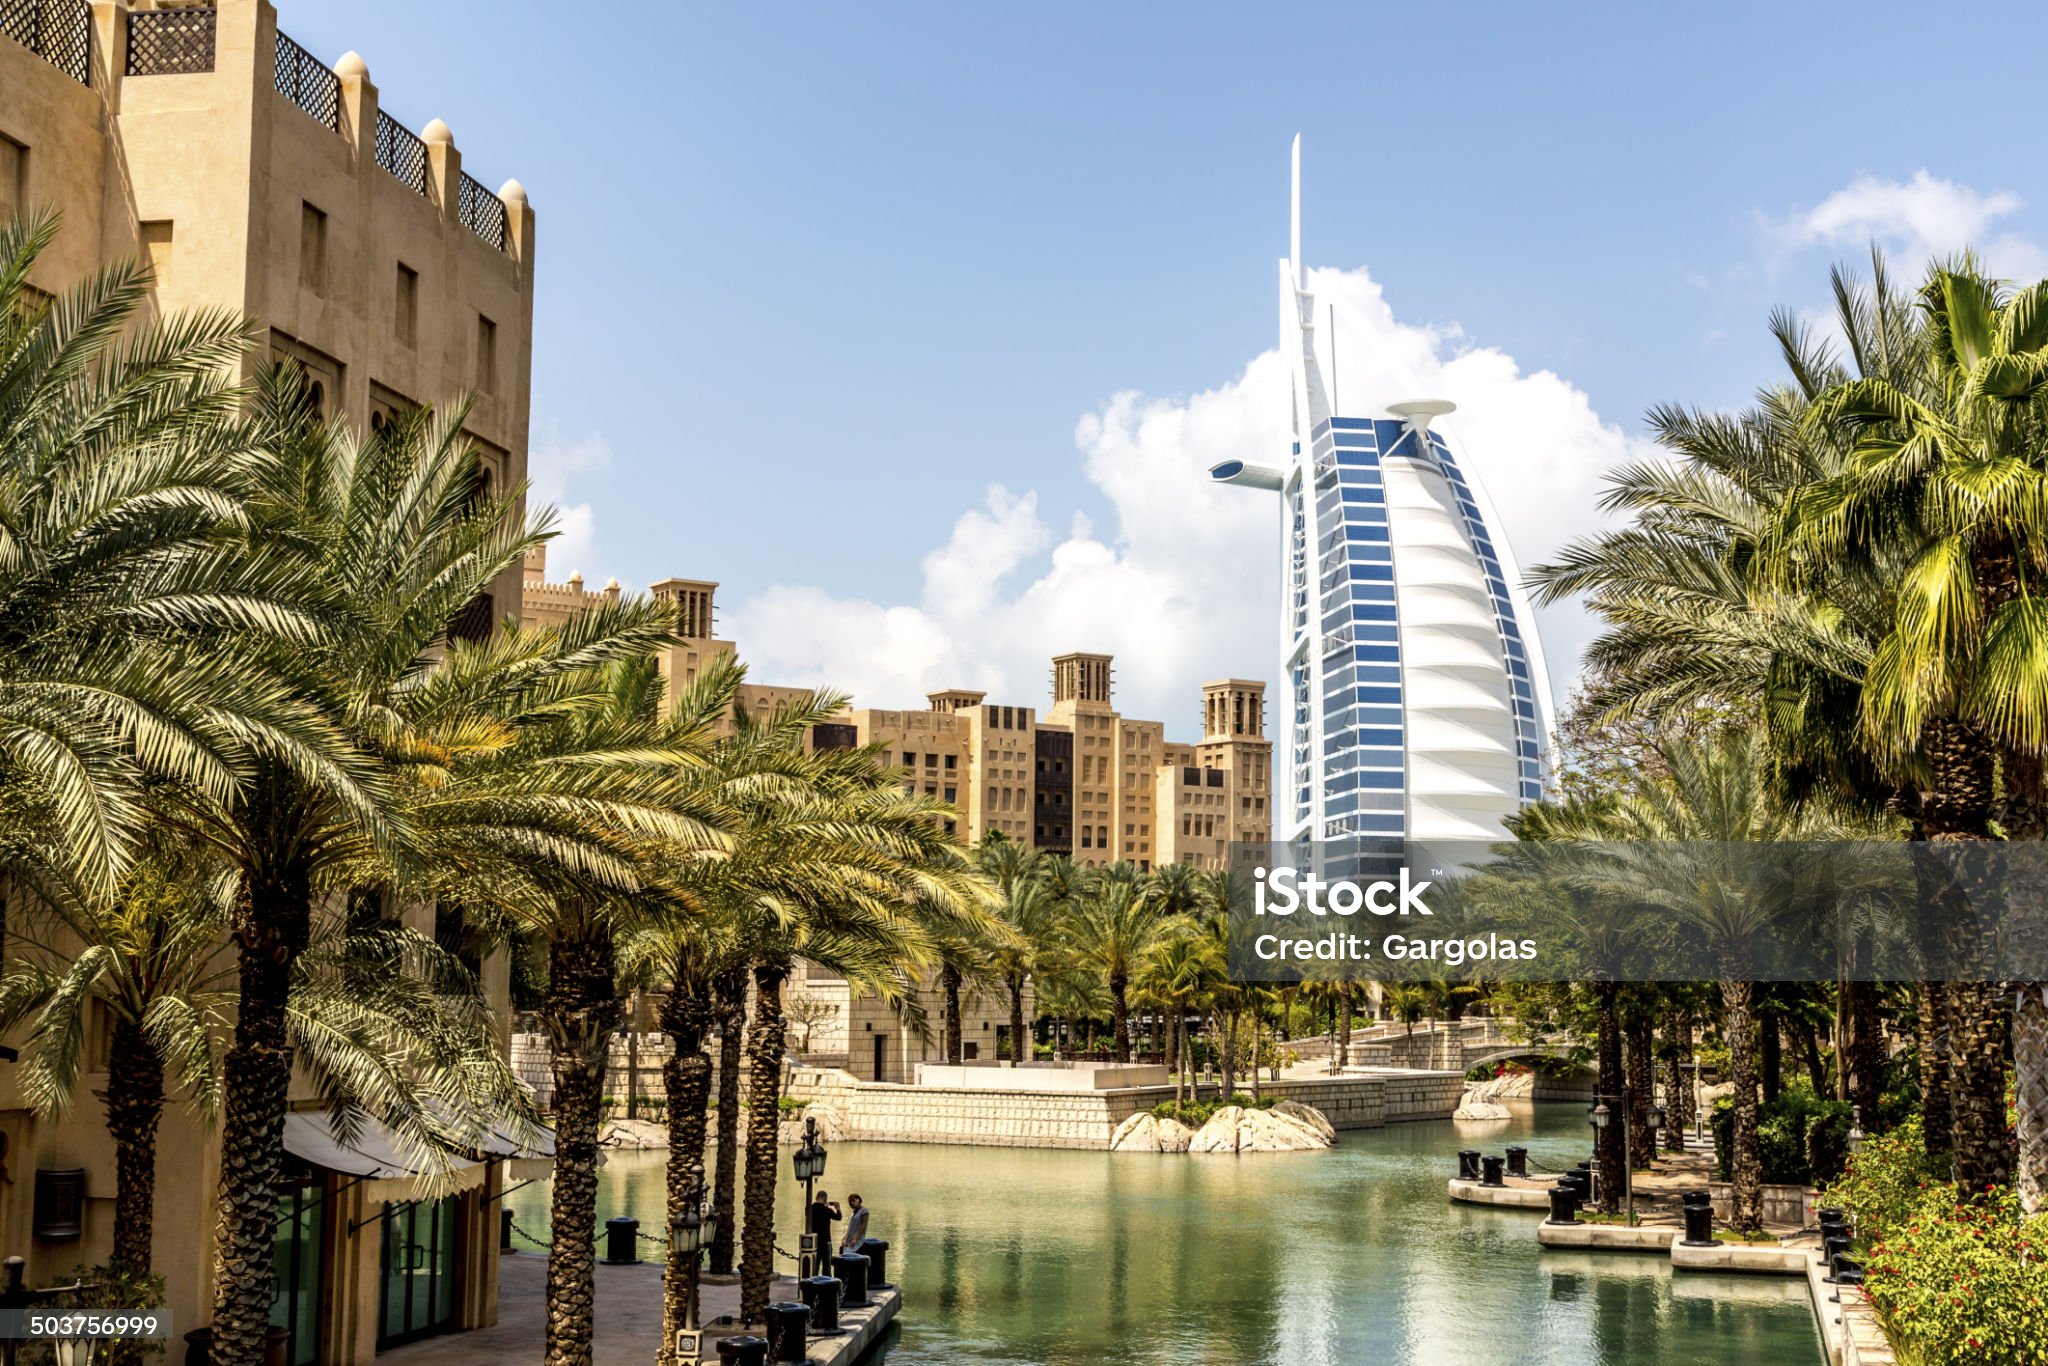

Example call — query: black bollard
[1547,1185,1579,1225]
[184,1329,213,1366]
[501,1207,515,1253]
[1480,1155,1506,1187]
[1681,1198,1717,1246]
[603,1216,640,1265]
[858,1237,892,1289]
[763,1301,809,1364]
[830,1251,871,1308]
[714,1334,769,1366]
[1457,1149,1481,1181]
[1505,1145,1528,1179]
[799,1275,843,1335]
[1817,1207,1844,1225]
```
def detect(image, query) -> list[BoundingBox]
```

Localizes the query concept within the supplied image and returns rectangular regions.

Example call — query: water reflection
[506,1105,1820,1365]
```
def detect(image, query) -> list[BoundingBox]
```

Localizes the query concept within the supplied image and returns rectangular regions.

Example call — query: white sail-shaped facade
[1211,137,1553,847]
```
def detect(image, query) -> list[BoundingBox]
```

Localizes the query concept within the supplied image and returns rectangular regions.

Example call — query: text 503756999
[0,1310,170,1340]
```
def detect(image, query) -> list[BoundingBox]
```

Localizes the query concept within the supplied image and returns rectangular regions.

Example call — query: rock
[1189,1104,1333,1154]
[777,1101,852,1145]
[600,1118,669,1149]
[1453,1100,1512,1122]
[1272,1100,1337,1144]
[1111,1113,1197,1152]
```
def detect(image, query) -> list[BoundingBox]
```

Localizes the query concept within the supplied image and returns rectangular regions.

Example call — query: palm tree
[1784,263,2048,1200]
[153,383,708,1366]
[0,216,336,903]
[977,834,1049,1065]
[1064,865,1165,1062]
[1137,923,1224,1104]
[0,834,531,1327]
[694,697,990,1323]
[1525,254,1996,1185]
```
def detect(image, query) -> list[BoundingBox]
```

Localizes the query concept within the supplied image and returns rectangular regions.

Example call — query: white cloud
[724,265,1651,723]
[1773,171,2047,281]
[527,424,610,581]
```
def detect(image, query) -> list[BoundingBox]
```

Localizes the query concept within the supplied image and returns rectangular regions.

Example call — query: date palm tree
[147,380,710,1366]
[976,834,1049,1065]
[0,216,336,897]
[1064,864,1165,1062]
[1783,262,2048,1201]
[0,834,532,1327]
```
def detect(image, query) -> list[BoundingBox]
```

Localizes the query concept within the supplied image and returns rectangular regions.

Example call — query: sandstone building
[2,2,538,1360]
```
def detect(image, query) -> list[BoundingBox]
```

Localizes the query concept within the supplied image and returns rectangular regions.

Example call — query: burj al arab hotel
[1211,137,1554,849]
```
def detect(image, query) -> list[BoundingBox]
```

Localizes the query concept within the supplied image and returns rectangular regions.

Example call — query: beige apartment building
[524,561,1275,1076]
[2,2,537,1361]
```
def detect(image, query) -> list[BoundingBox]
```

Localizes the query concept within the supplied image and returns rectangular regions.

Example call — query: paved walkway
[381,1252,897,1366]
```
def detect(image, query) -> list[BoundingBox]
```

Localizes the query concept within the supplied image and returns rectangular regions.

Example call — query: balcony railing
[374,108,428,196]
[3,0,90,84]
[273,30,338,130]
[457,173,508,252]
[126,6,215,76]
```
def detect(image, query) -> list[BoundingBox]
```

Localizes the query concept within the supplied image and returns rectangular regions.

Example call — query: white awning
[282,1112,555,1202]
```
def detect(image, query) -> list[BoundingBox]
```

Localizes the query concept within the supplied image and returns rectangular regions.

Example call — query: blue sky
[296,0,2048,724]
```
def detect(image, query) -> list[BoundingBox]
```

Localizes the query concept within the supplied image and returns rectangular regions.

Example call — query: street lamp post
[790,1115,828,1279]
[1846,1105,1865,1158]
[1679,1060,1704,1148]
[1591,1095,1636,1223]
[671,1171,715,1350]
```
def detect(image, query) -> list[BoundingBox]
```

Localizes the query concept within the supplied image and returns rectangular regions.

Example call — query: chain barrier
[509,1217,553,1250]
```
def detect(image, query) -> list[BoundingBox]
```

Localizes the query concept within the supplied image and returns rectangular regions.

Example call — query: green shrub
[777,1095,809,1114]
[1823,1117,2048,1365]
[1711,1088,1852,1186]
[1148,1093,1278,1128]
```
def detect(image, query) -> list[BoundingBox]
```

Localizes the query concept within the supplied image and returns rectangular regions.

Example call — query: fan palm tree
[1782,262,2048,1201]
[1525,253,1993,1181]
[1138,921,1226,1104]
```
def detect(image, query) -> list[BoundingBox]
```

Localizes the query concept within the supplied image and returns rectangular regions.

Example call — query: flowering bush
[1826,1118,2048,1365]
[1859,1186,2048,1365]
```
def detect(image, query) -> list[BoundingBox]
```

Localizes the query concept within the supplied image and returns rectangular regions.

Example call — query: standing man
[807,1190,841,1277]
[840,1193,869,1254]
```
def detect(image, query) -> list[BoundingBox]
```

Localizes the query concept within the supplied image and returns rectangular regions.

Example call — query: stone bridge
[1287,1018,1582,1074]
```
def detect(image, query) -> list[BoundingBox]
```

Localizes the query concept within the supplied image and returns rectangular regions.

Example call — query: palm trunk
[1848,980,1884,1126]
[541,919,623,1366]
[1723,976,1764,1234]
[106,1013,164,1365]
[208,865,310,1366]
[1593,980,1625,1214]
[1665,1008,1693,1153]
[1171,1011,1184,1107]
[1007,972,1027,1067]
[1218,1011,1236,1102]
[1338,988,1353,1071]
[739,960,790,1324]
[1624,1007,1655,1172]
[708,966,746,1276]
[658,972,715,1366]
[1759,1006,1782,1105]
[1110,973,1130,1062]
[1918,979,1953,1167]
[2017,984,2048,1214]
[942,962,963,1063]
[1921,717,2010,1190]
[1793,1012,1827,1096]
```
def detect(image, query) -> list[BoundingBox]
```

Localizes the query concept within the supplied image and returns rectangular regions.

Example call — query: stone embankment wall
[785,1066,1464,1150]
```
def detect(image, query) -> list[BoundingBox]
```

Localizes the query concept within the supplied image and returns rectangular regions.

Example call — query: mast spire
[1289,133,1302,292]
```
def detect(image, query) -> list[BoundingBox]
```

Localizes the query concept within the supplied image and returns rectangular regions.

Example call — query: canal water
[506,1103,1822,1365]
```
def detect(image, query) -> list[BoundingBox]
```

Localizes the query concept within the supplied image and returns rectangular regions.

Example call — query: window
[943,754,956,771]
[0,136,24,224]
[1080,828,1092,849]
[394,263,418,346]
[474,314,496,393]
[299,203,326,292]
[140,221,174,291]
[901,752,914,767]
[943,787,956,803]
